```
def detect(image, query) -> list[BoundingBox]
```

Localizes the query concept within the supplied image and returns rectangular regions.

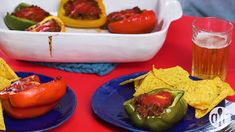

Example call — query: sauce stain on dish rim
[48,35,53,57]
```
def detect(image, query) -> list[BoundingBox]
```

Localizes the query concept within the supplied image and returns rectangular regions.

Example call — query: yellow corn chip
[175,79,218,110]
[119,72,149,87]
[134,71,172,96]
[0,102,5,130]
[213,77,235,96]
[195,89,229,118]
[0,58,19,82]
[134,79,145,90]
[153,66,191,87]
[195,77,235,118]
[0,58,12,130]
[121,65,234,119]
[0,76,11,90]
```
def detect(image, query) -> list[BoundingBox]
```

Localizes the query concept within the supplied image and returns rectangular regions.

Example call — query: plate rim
[91,72,148,132]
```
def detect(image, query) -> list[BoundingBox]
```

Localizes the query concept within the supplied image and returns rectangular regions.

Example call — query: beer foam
[193,32,228,49]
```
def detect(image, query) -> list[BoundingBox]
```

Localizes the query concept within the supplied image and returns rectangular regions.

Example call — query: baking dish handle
[163,0,183,22]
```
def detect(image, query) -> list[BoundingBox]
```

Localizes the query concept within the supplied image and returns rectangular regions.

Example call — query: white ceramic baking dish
[0,0,182,62]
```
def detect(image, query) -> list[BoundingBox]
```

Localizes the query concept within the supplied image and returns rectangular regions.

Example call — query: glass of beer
[192,17,233,80]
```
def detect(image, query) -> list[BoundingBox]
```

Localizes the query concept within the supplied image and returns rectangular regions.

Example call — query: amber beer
[191,17,233,80]
[192,33,229,80]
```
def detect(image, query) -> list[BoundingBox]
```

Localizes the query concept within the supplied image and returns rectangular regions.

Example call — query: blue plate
[4,72,76,132]
[91,72,225,132]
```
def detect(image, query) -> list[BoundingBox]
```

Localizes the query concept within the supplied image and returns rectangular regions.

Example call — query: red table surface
[0,16,235,131]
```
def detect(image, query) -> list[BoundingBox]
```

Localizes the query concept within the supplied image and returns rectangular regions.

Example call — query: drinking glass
[192,17,233,80]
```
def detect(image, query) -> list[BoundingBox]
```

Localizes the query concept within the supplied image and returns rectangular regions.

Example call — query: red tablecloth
[0,16,235,131]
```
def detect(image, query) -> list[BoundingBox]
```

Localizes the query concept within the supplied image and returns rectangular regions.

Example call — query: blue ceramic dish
[91,72,225,132]
[3,72,76,132]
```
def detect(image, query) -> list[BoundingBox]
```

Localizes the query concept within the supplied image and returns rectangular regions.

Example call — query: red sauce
[142,91,173,108]
[133,91,173,117]
[26,19,61,32]
[63,0,101,20]
[14,5,49,22]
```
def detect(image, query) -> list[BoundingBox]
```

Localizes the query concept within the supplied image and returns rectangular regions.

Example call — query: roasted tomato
[0,75,67,119]
[26,16,65,32]
[105,7,156,34]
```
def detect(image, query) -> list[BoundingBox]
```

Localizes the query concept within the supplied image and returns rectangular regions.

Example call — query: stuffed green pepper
[4,2,50,30]
[123,88,188,131]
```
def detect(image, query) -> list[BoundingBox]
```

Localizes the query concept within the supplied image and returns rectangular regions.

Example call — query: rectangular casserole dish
[0,0,182,62]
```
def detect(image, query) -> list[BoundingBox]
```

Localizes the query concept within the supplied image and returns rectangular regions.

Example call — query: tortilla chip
[195,89,229,118]
[0,102,5,130]
[0,58,19,82]
[175,79,218,110]
[119,72,149,87]
[120,65,234,119]
[195,77,235,118]
[0,76,11,90]
[213,77,235,96]
[153,66,191,87]
[133,71,172,96]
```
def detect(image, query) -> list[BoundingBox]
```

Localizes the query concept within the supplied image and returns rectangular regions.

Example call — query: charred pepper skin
[123,88,188,132]
[106,7,156,34]
[58,0,106,28]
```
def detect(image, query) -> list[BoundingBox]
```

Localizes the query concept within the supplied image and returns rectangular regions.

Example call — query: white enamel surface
[0,0,182,62]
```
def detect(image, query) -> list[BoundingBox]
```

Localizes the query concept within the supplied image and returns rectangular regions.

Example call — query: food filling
[0,75,40,93]
[63,0,101,20]
[106,7,142,23]
[133,91,173,117]
[26,19,61,32]
[13,5,50,22]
